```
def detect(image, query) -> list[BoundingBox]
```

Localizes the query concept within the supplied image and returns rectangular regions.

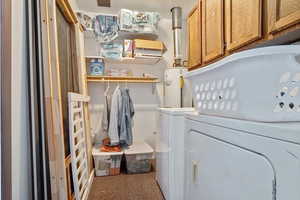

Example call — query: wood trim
[201,0,225,63]
[40,0,68,199]
[86,75,159,83]
[65,155,73,200]
[84,170,95,200]
[65,154,71,166]
[56,0,78,24]
[225,0,262,51]
[188,0,300,71]
[268,0,300,34]
[188,4,199,18]
[1,0,12,199]
[273,11,300,33]
[75,24,93,173]
[187,1,202,69]
[68,93,90,200]
[79,24,84,32]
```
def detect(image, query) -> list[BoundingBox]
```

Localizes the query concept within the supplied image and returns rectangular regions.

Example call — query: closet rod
[86,76,159,83]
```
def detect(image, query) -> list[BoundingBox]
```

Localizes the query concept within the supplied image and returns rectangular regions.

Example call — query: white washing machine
[156,108,195,200]
[184,114,300,200]
[183,46,300,199]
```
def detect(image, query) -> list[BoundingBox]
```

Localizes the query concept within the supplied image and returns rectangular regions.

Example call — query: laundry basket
[184,46,300,122]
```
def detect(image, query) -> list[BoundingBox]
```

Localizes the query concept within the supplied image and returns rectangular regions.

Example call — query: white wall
[11,0,32,199]
[76,0,173,18]
[76,0,199,149]
[86,22,173,148]
[69,0,80,10]
[77,3,175,149]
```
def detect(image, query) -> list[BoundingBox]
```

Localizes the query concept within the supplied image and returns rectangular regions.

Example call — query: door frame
[40,0,88,199]
[0,0,12,199]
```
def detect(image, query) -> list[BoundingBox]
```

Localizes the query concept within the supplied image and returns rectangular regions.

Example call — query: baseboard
[83,170,95,200]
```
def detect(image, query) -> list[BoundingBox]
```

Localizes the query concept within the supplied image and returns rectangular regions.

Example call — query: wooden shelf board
[87,75,159,83]
[85,56,162,65]
[84,29,158,40]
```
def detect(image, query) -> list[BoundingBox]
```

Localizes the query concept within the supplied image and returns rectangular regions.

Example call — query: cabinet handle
[192,161,198,183]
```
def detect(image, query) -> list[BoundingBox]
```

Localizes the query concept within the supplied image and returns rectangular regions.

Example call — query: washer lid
[124,142,154,155]
[186,114,300,144]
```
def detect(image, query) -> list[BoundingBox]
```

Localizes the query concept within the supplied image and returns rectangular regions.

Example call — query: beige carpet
[88,172,164,200]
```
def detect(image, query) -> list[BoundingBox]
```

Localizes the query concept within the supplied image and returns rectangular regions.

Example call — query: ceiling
[75,0,197,18]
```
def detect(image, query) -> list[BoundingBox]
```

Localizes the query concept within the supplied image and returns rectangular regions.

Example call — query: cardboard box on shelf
[133,39,166,57]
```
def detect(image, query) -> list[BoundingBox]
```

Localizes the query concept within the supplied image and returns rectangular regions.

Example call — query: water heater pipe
[171,7,183,67]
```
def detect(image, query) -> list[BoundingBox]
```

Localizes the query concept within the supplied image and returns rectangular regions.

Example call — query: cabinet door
[188,5,202,69]
[268,0,300,33]
[202,0,224,63]
[225,0,262,51]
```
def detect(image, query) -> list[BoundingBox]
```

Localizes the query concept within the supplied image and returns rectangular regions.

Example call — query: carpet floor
[88,172,164,200]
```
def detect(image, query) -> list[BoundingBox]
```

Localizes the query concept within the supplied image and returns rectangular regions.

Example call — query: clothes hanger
[104,81,110,95]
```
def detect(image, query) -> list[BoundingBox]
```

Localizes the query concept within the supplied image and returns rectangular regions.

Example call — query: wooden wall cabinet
[202,0,224,63]
[268,0,300,34]
[225,0,262,51]
[188,5,202,69]
[187,0,300,70]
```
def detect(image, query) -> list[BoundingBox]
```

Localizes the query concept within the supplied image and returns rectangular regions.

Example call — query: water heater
[164,68,192,108]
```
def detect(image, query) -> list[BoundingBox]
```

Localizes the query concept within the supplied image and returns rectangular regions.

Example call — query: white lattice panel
[68,93,90,200]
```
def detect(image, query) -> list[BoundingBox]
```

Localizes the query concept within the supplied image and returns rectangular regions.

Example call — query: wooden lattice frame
[68,93,90,200]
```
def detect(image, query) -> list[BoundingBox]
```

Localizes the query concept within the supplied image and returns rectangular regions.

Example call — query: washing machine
[183,46,300,200]
[156,108,195,200]
[184,114,300,200]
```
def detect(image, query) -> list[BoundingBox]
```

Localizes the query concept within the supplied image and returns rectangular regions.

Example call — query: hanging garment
[101,92,111,139]
[119,88,135,146]
[108,86,122,145]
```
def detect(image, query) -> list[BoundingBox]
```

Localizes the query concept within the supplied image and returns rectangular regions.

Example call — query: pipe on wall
[171,7,183,67]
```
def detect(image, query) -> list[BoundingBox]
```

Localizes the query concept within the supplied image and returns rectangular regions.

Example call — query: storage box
[92,147,123,176]
[124,142,154,174]
[123,39,133,58]
[134,39,165,57]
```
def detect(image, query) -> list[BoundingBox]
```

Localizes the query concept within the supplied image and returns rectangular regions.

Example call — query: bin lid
[124,142,154,155]
[92,146,123,156]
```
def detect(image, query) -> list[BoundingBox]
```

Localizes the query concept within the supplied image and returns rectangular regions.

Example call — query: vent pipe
[171,7,182,67]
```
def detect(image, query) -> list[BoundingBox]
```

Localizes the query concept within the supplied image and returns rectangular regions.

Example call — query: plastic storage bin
[184,46,300,122]
[92,147,123,176]
[124,142,154,174]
